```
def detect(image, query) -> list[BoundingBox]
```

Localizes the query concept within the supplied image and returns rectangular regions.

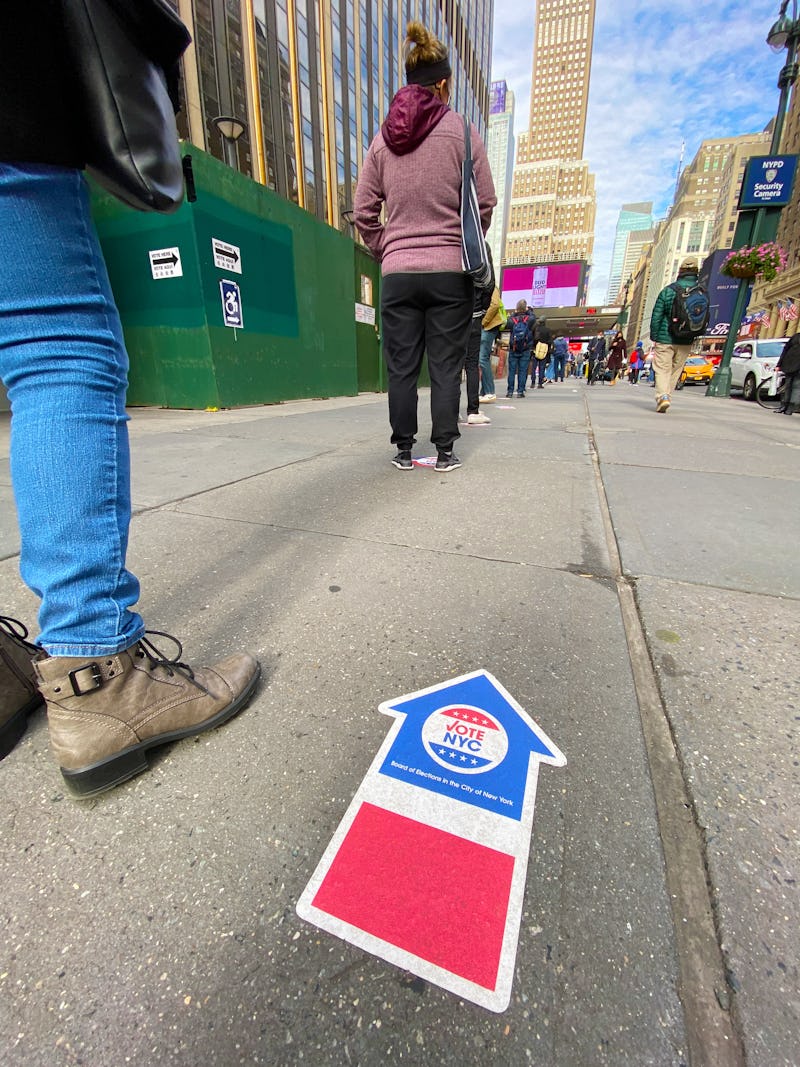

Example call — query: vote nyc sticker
[421,705,508,774]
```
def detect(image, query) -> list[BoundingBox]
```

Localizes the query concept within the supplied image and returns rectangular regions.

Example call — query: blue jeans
[552,352,566,380]
[479,326,499,394]
[507,352,529,394]
[0,163,145,656]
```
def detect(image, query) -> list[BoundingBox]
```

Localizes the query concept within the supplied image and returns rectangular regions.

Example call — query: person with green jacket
[649,256,700,413]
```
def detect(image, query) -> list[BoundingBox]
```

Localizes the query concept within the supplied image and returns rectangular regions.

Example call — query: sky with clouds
[491,0,790,302]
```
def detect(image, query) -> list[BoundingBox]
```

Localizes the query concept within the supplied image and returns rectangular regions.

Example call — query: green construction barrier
[90,146,383,408]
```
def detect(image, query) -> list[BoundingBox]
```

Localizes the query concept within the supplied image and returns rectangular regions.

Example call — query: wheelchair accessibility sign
[220,279,243,329]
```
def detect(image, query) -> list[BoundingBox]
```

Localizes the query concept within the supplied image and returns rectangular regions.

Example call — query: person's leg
[517,353,526,394]
[380,273,426,450]
[0,163,259,795]
[423,272,473,452]
[0,164,144,656]
[0,616,43,759]
[668,345,693,394]
[507,353,517,396]
[479,327,497,396]
[464,318,481,415]
[652,342,675,403]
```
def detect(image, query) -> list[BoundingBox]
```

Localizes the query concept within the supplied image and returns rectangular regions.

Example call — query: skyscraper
[519,0,595,165]
[606,203,654,304]
[504,0,597,274]
[486,82,516,270]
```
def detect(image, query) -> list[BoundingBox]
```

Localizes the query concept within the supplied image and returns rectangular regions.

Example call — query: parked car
[730,338,788,400]
[676,356,715,388]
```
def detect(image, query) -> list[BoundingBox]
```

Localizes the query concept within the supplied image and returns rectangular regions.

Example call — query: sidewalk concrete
[0,381,797,1066]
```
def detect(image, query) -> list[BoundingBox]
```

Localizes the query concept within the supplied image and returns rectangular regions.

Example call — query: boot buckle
[68,663,103,696]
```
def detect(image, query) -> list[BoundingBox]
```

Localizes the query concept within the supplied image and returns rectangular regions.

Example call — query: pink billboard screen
[500,261,586,309]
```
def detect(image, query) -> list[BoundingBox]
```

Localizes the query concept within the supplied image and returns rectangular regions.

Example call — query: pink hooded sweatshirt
[353,85,496,276]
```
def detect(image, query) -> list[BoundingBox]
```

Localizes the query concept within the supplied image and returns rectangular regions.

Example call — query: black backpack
[669,281,709,343]
[509,314,533,352]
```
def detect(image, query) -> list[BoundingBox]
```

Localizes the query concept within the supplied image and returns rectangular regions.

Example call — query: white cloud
[491,0,787,301]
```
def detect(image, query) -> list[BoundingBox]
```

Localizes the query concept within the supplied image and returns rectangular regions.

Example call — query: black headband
[406,57,452,85]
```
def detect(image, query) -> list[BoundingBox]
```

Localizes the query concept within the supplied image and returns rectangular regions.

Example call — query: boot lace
[136,630,211,696]
[0,615,40,656]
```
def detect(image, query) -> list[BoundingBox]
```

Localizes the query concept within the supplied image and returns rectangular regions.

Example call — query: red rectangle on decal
[312,802,515,990]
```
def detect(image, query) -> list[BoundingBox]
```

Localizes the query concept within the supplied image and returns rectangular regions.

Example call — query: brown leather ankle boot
[33,632,260,798]
[0,616,44,760]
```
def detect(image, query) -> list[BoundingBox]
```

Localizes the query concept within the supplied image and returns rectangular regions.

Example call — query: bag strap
[463,114,472,167]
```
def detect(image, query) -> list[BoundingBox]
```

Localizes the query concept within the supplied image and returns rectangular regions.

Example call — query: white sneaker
[479,394,496,403]
[467,412,491,425]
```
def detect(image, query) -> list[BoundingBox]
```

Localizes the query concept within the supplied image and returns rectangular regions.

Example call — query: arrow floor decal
[296,670,566,1012]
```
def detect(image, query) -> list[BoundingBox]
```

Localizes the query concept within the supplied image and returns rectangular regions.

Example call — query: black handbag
[460,115,492,288]
[61,0,192,212]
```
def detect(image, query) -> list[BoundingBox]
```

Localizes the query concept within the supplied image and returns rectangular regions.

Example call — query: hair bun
[406,20,429,48]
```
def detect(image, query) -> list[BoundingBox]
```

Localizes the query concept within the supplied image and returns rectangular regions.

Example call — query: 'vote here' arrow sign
[296,671,565,1012]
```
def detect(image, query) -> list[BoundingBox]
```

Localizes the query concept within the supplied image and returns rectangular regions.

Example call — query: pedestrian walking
[551,335,568,382]
[586,330,606,385]
[0,2,260,796]
[506,301,535,398]
[354,20,496,470]
[531,317,552,389]
[576,346,587,380]
[607,330,626,385]
[776,332,800,414]
[649,256,707,413]
[628,340,643,384]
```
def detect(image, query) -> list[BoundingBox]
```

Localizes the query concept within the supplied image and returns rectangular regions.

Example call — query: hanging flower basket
[721,242,788,282]
[725,262,757,279]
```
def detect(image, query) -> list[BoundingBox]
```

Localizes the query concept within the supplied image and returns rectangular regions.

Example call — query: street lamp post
[211,115,247,171]
[707,0,799,397]
[618,274,633,331]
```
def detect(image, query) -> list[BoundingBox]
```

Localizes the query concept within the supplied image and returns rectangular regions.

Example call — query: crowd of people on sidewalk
[465,302,658,405]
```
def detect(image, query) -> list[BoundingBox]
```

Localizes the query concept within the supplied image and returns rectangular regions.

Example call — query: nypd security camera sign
[738,155,798,209]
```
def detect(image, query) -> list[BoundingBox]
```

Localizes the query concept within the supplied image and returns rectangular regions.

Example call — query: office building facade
[485,81,515,270]
[169,0,493,229]
[605,203,653,304]
[505,0,597,271]
[708,129,771,252]
[637,136,767,341]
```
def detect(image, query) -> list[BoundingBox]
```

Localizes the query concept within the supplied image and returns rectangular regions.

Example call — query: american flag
[779,302,791,321]
[758,310,772,326]
[787,299,799,322]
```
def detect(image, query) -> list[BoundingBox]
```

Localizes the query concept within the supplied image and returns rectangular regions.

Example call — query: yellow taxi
[677,356,715,388]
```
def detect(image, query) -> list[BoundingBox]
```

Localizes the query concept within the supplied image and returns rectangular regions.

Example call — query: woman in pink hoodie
[353,21,496,472]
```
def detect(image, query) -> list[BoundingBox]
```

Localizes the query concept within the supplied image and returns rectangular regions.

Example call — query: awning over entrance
[521,306,623,337]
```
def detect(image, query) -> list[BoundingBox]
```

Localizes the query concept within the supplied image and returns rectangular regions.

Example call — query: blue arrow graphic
[378,670,564,821]
[297,670,566,1012]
